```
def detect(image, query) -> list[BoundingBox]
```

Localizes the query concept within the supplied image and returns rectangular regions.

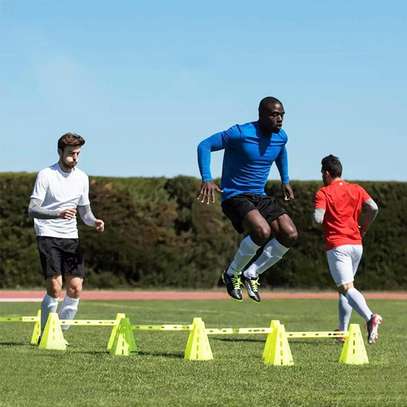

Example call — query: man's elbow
[313,209,325,225]
[365,199,379,214]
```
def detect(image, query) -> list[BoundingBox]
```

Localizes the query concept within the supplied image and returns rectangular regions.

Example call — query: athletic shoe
[222,271,243,301]
[241,273,261,302]
[367,313,383,344]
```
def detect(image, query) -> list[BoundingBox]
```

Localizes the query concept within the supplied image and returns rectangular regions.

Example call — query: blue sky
[1,0,406,181]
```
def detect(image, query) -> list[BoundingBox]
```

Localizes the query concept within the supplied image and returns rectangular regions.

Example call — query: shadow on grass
[0,341,28,346]
[137,350,184,359]
[72,350,111,356]
[70,350,185,359]
[212,337,340,347]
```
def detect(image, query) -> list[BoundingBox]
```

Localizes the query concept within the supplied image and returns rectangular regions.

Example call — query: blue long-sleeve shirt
[197,121,289,201]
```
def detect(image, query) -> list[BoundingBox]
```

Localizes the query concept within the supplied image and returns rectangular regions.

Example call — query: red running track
[1,290,407,302]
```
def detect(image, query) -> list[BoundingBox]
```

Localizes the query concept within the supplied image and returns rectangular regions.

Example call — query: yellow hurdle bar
[206,327,272,335]
[0,316,39,323]
[129,325,346,337]
[60,320,116,326]
[131,324,271,334]
[287,331,347,339]
[133,324,193,331]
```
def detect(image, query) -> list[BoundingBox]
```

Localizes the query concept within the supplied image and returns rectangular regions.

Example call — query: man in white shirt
[28,133,104,338]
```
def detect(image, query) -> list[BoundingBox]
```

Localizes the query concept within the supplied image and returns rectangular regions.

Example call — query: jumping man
[197,97,298,302]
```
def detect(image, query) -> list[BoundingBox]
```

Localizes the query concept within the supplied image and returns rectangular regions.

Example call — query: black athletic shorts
[221,194,287,234]
[36,236,85,279]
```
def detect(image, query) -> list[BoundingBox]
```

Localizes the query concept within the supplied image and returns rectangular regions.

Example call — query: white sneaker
[367,314,383,344]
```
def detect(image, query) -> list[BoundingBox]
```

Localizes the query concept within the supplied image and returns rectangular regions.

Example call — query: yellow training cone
[30,309,42,345]
[122,317,137,353]
[263,322,293,366]
[184,318,213,361]
[110,318,136,356]
[262,320,280,360]
[339,324,369,365]
[38,313,66,351]
[107,313,126,351]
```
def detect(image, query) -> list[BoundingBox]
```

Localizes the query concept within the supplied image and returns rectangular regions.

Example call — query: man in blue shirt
[197,97,298,301]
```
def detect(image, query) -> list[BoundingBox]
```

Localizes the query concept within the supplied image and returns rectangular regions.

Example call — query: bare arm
[359,198,379,236]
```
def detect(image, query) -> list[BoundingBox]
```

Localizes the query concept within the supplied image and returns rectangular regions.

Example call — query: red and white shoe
[367,314,383,344]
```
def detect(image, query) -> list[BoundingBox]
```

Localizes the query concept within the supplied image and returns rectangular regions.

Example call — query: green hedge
[0,173,406,289]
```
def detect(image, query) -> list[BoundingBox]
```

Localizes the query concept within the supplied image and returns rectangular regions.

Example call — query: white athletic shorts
[326,244,363,287]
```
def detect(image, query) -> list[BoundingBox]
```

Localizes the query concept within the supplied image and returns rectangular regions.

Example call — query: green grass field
[0,299,406,407]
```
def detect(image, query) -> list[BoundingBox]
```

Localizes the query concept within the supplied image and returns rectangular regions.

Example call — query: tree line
[0,173,405,289]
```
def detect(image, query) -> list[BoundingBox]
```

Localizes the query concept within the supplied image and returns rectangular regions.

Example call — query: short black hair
[58,133,85,151]
[321,154,342,178]
[258,96,283,113]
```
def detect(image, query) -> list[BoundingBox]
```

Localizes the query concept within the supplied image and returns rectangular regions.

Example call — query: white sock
[59,296,80,331]
[338,293,352,331]
[41,294,59,332]
[226,236,261,276]
[243,238,289,278]
[345,288,373,322]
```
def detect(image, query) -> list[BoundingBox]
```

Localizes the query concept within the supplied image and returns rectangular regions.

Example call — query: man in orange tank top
[314,155,382,344]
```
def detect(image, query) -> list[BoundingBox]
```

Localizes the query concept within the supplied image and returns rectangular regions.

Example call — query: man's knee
[277,224,298,247]
[46,277,62,298]
[250,224,272,245]
[47,287,62,298]
[66,279,83,299]
[283,217,298,241]
[338,282,354,294]
[286,227,298,243]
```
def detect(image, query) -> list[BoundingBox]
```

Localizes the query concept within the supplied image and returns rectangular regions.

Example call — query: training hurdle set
[0,311,369,366]
[130,318,368,365]
[0,311,125,351]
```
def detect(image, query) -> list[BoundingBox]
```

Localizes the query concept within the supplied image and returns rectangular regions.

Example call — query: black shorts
[221,194,287,234]
[36,236,85,279]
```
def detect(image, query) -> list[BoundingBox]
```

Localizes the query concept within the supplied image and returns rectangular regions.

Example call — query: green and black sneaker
[222,271,243,301]
[241,273,261,302]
